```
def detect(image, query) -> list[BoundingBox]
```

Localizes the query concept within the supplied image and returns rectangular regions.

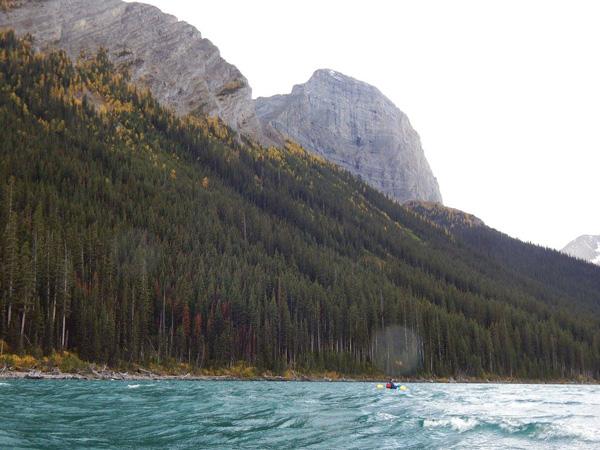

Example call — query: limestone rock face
[0,0,265,143]
[255,69,443,204]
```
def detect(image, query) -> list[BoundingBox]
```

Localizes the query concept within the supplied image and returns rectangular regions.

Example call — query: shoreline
[0,368,596,384]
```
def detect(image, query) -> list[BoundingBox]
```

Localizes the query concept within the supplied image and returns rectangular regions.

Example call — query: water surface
[1,380,598,449]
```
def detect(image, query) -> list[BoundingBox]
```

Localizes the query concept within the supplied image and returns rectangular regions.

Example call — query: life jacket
[386,382,392,389]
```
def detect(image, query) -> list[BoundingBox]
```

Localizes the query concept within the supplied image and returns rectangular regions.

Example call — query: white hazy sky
[129,0,599,250]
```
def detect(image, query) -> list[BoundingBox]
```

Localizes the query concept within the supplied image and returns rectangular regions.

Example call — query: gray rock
[0,0,267,144]
[562,235,600,265]
[255,69,443,204]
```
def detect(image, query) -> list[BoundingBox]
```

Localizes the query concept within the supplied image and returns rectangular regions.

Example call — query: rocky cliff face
[0,0,266,144]
[255,69,443,204]
[2,2,442,201]
[562,235,600,265]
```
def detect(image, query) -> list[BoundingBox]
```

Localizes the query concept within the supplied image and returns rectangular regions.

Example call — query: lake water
[0,380,598,449]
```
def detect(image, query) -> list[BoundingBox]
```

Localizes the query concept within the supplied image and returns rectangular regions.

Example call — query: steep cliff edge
[255,69,443,204]
[0,0,266,144]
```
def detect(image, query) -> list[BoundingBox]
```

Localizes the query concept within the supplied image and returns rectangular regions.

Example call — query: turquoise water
[1,380,598,449]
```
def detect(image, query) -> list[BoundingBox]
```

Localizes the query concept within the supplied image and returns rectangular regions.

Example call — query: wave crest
[423,417,478,433]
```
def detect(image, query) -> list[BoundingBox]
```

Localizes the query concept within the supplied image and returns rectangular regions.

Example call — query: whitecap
[376,412,397,421]
[536,421,600,442]
[128,384,141,389]
[0,382,9,386]
[423,417,478,433]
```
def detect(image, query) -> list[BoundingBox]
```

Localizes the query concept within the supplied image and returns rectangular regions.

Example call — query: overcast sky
[129,0,599,250]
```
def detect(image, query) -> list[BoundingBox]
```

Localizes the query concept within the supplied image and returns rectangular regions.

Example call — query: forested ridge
[1,30,599,379]
[406,201,600,319]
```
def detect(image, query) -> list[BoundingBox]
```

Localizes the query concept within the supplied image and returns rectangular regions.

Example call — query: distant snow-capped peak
[561,235,600,265]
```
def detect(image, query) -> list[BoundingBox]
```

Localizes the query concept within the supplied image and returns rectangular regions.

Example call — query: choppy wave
[0,380,598,449]
[423,417,479,432]
[422,414,599,444]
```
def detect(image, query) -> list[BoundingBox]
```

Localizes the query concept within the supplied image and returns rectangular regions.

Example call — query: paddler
[385,378,397,389]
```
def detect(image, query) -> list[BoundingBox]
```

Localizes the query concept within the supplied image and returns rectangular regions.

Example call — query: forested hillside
[406,201,600,319]
[1,30,599,379]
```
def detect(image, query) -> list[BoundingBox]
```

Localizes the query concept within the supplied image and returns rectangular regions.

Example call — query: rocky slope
[0,0,266,144]
[255,69,443,204]
[562,235,600,265]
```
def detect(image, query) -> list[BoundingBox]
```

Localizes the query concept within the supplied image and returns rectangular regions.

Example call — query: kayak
[377,384,407,391]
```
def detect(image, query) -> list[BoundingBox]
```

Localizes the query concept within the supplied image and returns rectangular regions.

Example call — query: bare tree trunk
[61,314,66,349]
[6,186,16,329]
[380,289,384,329]
[52,293,57,325]
[20,311,27,349]
[7,238,14,326]
[170,305,174,358]
[158,291,165,363]
[61,243,68,349]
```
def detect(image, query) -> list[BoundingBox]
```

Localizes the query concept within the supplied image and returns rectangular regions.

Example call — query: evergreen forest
[1,30,600,379]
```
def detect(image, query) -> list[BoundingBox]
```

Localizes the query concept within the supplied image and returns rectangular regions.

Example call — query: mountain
[0,0,268,144]
[3,30,600,380]
[2,1,443,204]
[255,69,443,204]
[562,235,600,265]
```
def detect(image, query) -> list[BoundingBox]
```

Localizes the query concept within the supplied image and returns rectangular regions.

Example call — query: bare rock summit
[562,235,600,265]
[255,69,443,204]
[0,0,266,144]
